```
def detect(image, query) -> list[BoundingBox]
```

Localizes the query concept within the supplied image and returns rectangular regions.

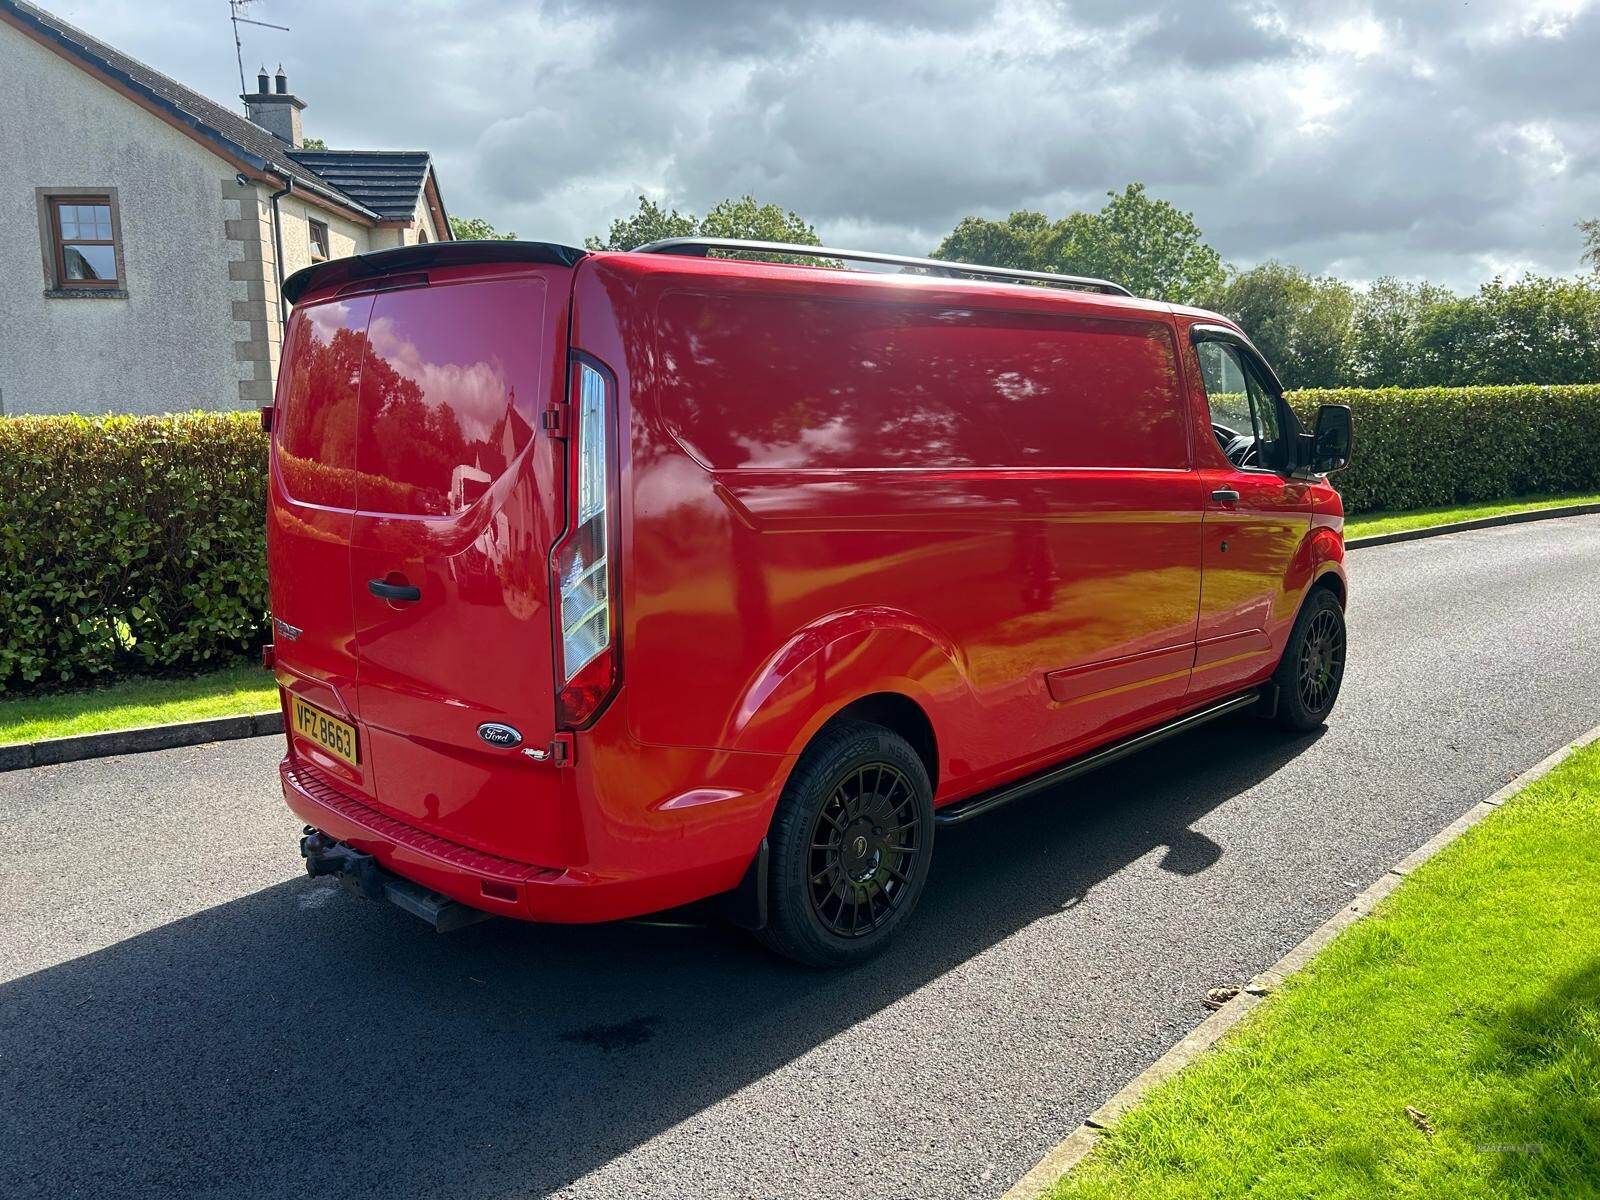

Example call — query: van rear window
[275,297,373,508]
[356,277,546,516]
[657,292,1188,471]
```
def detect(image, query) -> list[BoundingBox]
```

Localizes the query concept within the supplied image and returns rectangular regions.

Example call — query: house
[0,0,452,415]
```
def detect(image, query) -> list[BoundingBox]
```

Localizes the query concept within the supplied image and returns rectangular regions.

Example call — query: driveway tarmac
[4,516,1599,1199]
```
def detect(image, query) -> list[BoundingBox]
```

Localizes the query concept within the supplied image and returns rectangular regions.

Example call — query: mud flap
[715,838,769,931]
[1253,683,1281,720]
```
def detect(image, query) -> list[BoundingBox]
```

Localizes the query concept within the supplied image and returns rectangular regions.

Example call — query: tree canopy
[1210,262,1356,389]
[448,215,516,241]
[1581,218,1600,274]
[933,184,1226,305]
[585,194,823,261]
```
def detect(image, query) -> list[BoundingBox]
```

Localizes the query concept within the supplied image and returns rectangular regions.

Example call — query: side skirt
[933,691,1261,827]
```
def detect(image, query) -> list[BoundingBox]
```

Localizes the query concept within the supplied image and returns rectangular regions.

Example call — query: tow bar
[299,829,492,934]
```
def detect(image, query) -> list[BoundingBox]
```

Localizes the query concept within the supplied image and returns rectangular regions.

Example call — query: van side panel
[576,256,1204,806]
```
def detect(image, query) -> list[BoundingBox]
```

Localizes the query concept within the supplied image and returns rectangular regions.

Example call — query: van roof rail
[631,237,1135,298]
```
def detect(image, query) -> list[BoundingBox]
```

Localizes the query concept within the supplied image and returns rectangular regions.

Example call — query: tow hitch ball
[300,827,383,900]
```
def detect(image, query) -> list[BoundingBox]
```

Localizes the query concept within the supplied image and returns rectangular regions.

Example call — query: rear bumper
[280,756,751,924]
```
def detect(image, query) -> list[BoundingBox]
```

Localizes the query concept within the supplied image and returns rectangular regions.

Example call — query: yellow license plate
[291,696,360,766]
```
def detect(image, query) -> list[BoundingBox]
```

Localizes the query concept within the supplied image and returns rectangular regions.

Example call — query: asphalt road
[5,516,1599,1200]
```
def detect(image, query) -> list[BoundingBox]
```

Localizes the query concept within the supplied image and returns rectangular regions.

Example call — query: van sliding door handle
[368,578,421,602]
[1210,488,1241,503]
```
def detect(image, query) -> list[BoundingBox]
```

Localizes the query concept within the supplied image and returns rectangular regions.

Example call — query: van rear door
[269,292,379,800]
[346,265,573,865]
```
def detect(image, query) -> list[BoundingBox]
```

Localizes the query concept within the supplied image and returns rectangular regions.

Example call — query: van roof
[282,236,1190,325]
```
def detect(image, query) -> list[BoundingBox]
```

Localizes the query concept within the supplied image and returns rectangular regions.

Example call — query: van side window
[657,293,1188,470]
[1196,341,1280,470]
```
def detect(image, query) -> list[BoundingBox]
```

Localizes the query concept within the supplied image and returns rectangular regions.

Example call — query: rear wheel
[1271,587,1346,731]
[757,719,934,967]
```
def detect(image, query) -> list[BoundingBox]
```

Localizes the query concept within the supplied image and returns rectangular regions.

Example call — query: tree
[585,196,696,251]
[1440,275,1600,385]
[1581,218,1600,273]
[1346,278,1458,388]
[449,215,516,241]
[697,195,824,260]
[585,194,824,261]
[1212,262,1356,389]
[929,210,1063,272]
[932,184,1226,305]
[1061,184,1227,305]
[299,136,327,150]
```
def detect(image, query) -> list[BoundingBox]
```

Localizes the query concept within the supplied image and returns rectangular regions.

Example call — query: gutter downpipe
[268,173,293,336]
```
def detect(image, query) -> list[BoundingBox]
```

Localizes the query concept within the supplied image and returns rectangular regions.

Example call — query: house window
[308,218,330,263]
[37,189,126,295]
[417,228,429,244]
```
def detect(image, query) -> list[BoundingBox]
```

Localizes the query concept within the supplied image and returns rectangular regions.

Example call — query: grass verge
[0,663,278,745]
[1345,491,1600,540]
[1047,739,1600,1200]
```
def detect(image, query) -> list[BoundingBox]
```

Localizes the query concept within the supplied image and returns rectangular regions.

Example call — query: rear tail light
[553,357,620,728]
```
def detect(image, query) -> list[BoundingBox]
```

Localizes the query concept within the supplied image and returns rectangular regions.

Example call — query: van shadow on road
[2,717,1320,1200]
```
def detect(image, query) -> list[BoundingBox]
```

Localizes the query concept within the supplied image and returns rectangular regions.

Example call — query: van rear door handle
[1210,488,1241,503]
[368,578,421,602]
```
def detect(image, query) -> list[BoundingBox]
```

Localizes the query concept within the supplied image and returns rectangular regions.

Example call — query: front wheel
[1271,587,1347,731]
[757,719,934,968]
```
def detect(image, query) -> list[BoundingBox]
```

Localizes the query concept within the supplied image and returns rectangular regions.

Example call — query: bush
[1289,384,1600,514]
[0,413,267,693]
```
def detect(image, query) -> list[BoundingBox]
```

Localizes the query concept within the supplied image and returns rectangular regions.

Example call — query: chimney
[243,63,306,147]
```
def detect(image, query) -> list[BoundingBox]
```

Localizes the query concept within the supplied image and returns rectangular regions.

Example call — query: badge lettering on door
[477,723,523,748]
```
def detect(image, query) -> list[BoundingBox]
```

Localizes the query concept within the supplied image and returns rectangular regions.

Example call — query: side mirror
[1310,404,1352,474]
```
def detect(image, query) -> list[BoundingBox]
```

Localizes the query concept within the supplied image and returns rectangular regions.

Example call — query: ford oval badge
[477,722,523,749]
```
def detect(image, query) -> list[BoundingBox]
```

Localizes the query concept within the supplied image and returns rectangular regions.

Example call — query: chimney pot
[242,68,306,147]
[256,66,269,94]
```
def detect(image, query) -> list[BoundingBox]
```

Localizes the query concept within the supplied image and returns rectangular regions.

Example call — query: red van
[268,237,1352,965]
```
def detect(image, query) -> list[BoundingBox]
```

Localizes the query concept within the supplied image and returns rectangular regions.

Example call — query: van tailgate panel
[346,267,574,868]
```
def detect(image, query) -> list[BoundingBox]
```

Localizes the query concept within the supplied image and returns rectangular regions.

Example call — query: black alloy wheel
[758,719,935,967]
[806,762,925,939]
[1297,605,1345,714]
[1271,587,1347,730]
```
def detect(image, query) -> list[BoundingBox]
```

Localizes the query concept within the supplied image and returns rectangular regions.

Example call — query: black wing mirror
[1309,404,1352,474]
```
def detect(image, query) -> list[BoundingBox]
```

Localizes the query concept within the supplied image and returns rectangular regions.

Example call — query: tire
[1271,586,1347,731]
[757,719,935,968]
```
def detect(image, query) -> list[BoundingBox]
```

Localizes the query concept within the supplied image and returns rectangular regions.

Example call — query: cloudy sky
[56,0,1600,289]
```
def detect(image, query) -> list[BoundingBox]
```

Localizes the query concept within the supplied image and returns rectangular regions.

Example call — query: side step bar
[300,830,492,934]
[934,691,1261,826]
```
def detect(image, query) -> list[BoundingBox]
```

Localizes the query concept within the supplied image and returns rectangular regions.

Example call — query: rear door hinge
[542,403,569,439]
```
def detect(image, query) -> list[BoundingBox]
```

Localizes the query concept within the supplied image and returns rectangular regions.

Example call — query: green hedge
[1290,384,1600,514]
[4,385,1598,692]
[0,414,267,694]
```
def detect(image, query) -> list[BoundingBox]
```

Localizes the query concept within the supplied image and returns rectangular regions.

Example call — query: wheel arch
[826,691,940,796]
[720,606,970,781]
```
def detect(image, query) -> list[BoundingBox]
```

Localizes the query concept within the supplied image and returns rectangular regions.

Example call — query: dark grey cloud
[548,0,1000,57]
[1126,2,1305,68]
[56,0,1600,287]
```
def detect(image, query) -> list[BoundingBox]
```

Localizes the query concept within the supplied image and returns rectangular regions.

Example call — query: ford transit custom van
[268,237,1352,965]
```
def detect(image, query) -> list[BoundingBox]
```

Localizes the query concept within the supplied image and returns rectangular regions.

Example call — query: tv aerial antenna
[229,1,290,113]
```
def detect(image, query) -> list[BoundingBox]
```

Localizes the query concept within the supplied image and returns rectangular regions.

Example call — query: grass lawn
[1345,490,1600,540]
[1048,739,1600,1200]
[0,662,278,745]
